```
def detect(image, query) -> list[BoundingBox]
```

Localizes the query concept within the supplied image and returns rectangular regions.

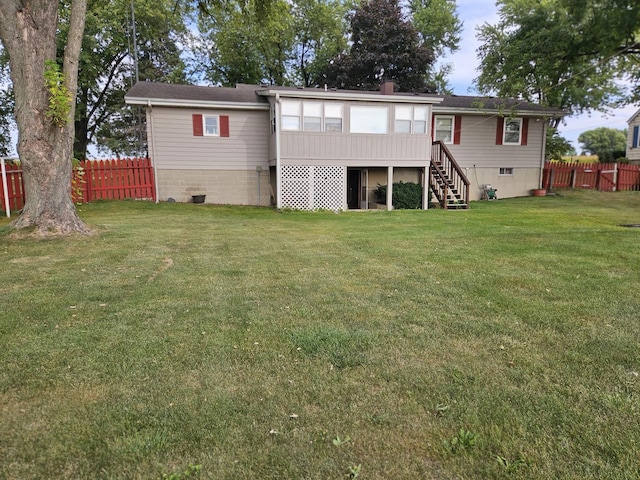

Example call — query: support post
[387,166,393,210]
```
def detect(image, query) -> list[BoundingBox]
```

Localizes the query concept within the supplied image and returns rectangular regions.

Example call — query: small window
[434,115,454,143]
[324,103,343,132]
[499,167,514,176]
[281,100,301,131]
[303,102,322,132]
[414,107,428,134]
[395,106,412,133]
[396,106,428,134]
[503,118,522,145]
[203,115,219,136]
[350,106,388,134]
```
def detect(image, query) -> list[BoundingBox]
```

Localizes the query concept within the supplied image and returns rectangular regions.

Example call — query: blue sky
[446,0,637,152]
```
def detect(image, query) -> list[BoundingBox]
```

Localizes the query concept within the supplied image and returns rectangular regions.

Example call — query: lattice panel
[281,165,345,211]
[312,165,345,211]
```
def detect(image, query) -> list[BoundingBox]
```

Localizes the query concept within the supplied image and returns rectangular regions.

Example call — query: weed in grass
[333,435,351,447]
[496,455,526,473]
[444,428,477,454]
[348,464,362,478]
[163,463,202,479]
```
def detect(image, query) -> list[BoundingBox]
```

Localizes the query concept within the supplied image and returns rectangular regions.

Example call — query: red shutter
[220,115,230,137]
[453,115,462,144]
[496,117,504,145]
[521,118,529,146]
[192,114,203,136]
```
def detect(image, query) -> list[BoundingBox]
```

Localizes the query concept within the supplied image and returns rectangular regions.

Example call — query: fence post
[595,169,601,191]
[548,169,555,191]
[1,157,10,218]
[570,168,576,189]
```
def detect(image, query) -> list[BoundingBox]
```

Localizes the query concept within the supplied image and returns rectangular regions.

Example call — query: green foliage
[443,428,477,454]
[578,127,628,162]
[546,127,576,161]
[475,0,640,115]
[56,0,189,158]
[374,181,427,209]
[43,60,72,128]
[0,48,13,156]
[410,0,462,92]
[162,463,202,479]
[326,0,435,92]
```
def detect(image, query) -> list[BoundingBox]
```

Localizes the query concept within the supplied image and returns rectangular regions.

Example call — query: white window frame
[303,102,322,132]
[350,105,389,134]
[503,118,522,145]
[324,103,343,133]
[281,100,301,131]
[203,115,219,137]
[434,115,455,143]
[499,167,514,176]
[395,106,429,134]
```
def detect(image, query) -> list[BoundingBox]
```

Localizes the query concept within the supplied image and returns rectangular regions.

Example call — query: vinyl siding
[148,107,270,170]
[627,114,640,163]
[442,115,545,168]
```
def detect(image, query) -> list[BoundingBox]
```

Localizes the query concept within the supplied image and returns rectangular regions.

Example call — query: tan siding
[280,132,431,163]
[443,115,545,168]
[627,115,640,163]
[148,107,270,170]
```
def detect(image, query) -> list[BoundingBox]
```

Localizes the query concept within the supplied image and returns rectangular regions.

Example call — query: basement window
[499,167,514,176]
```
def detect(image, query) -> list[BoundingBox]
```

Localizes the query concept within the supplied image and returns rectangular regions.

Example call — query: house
[627,108,640,164]
[124,81,565,210]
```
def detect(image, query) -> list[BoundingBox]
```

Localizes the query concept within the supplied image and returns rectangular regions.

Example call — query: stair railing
[430,141,470,209]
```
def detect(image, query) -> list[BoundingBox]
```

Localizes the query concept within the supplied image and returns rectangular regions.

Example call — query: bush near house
[374,181,429,209]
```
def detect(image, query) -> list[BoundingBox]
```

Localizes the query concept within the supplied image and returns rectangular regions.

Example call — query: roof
[628,108,640,124]
[125,81,566,117]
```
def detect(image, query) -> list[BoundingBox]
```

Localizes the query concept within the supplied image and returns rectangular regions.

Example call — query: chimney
[381,80,395,95]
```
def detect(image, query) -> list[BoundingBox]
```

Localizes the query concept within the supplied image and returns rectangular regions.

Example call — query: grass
[1,190,639,479]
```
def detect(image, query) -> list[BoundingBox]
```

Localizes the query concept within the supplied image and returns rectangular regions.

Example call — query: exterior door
[347,169,360,209]
[360,169,369,209]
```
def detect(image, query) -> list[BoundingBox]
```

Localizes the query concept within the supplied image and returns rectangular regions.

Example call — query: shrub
[374,181,428,209]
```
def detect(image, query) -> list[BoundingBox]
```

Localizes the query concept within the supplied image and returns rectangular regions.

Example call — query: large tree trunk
[0,0,90,235]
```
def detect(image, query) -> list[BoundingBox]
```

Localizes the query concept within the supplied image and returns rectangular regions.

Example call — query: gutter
[257,89,444,105]
[275,93,282,209]
[125,97,269,110]
[147,101,160,204]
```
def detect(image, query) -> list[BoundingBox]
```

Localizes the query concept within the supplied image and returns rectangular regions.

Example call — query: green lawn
[1,190,639,479]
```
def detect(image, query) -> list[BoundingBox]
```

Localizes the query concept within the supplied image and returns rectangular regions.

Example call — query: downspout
[539,119,548,189]
[147,100,160,203]
[275,93,282,209]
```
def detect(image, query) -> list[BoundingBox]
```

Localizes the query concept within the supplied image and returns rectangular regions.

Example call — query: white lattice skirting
[281,165,345,211]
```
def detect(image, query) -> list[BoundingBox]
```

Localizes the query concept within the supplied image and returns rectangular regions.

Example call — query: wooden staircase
[430,141,470,209]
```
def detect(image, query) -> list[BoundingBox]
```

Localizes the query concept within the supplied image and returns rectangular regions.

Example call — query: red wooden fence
[1,158,155,212]
[542,162,640,192]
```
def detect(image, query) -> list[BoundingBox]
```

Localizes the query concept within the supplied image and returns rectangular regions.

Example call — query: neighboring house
[124,81,565,210]
[627,108,640,164]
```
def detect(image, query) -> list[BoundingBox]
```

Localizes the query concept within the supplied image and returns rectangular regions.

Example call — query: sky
[445,0,637,152]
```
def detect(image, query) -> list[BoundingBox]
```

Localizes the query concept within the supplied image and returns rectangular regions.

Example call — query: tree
[410,0,462,92]
[56,0,189,159]
[196,0,296,86]
[290,0,347,87]
[0,47,13,157]
[326,0,435,92]
[546,127,576,161]
[578,128,627,162]
[0,0,90,235]
[475,0,640,119]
